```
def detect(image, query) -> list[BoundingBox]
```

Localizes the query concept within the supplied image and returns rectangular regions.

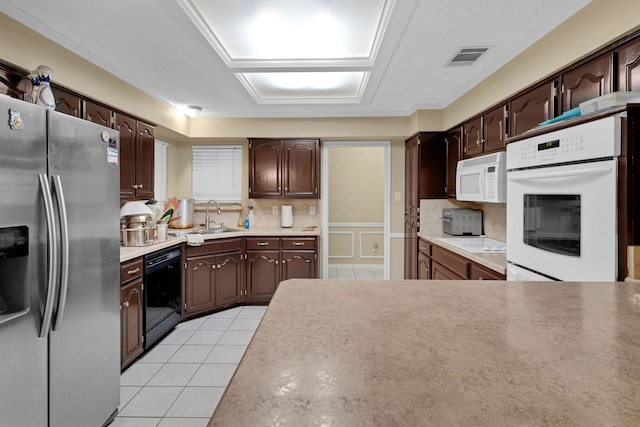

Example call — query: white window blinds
[154,139,168,202]
[192,145,243,203]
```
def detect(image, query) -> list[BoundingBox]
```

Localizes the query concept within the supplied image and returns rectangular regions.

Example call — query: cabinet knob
[123,301,130,307]
[284,187,288,191]
[138,184,144,189]
[278,187,281,191]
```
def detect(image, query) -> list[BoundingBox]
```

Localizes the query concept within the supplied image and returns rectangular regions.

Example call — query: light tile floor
[328,265,384,280]
[113,305,267,427]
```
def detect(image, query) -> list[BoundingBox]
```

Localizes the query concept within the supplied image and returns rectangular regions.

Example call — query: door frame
[321,141,391,279]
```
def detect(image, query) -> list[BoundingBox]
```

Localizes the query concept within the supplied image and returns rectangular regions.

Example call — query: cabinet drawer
[418,239,431,256]
[432,246,469,278]
[187,238,243,258]
[120,257,143,284]
[246,237,280,250]
[281,237,317,250]
[470,263,505,280]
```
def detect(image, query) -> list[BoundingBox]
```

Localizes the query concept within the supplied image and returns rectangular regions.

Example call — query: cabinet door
[463,117,483,158]
[115,113,137,199]
[432,261,465,280]
[185,256,216,316]
[469,263,506,280]
[405,136,418,216]
[283,139,319,198]
[417,250,431,280]
[85,100,112,128]
[445,127,461,198]
[136,122,155,200]
[510,80,556,136]
[562,54,613,112]
[617,38,640,92]
[246,250,280,302]
[121,278,143,368]
[404,216,418,279]
[281,250,316,280]
[215,251,243,307]
[52,86,82,118]
[249,139,282,198]
[483,105,507,153]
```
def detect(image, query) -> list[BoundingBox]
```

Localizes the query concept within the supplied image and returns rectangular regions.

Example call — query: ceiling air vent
[446,47,490,66]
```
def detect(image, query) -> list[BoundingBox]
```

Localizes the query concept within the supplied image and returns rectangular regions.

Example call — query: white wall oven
[506,114,622,281]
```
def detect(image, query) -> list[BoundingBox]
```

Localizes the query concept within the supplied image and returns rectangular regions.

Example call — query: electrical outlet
[309,206,316,216]
[394,191,402,202]
[272,206,279,215]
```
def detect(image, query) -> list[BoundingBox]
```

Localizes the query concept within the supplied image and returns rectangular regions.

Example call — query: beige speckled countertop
[418,231,507,275]
[120,226,320,262]
[210,279,640,426]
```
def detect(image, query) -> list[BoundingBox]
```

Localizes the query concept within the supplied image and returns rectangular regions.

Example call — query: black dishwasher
[144,245,182,348]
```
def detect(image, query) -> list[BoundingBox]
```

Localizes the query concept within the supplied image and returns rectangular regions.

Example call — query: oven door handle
[508,165,612,182]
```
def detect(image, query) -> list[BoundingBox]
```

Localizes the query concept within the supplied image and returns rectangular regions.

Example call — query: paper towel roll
[281,205,293,228]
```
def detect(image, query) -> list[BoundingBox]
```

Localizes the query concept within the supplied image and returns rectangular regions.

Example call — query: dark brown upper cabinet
[51,86,82,118]
[616,37,640,92]
[462,116,483,158]
[404,132,445,216]
[116,113,155,200]
[0,63,29,100]
[483,104,508,153]
[84,100,113,128]
[561,53,613,112]
[249,138,320,199]
[509,79,557,137]
[444,127,462,198]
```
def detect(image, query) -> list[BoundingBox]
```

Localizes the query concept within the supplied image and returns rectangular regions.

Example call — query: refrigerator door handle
[38,173,59,338]
[51,175,70,331]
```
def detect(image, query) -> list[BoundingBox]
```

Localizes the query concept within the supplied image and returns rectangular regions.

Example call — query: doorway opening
[321,141,391,279]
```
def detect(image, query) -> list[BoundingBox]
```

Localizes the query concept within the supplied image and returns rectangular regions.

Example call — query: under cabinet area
[418,238,506,280]
[120,257,144,370]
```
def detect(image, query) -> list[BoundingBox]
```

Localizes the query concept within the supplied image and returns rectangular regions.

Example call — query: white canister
[281,205,293,228]
[157,222,168,241]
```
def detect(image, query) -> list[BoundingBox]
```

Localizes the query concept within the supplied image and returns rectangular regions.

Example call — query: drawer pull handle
[293,242,303,246]
[127,267,140,275]
[257,242,269,246]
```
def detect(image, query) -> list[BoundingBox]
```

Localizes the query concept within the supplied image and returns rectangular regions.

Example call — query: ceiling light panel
[184,0,390,64]
[238,72,368,103]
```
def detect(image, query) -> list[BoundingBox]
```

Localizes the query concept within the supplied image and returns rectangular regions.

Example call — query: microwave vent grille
[461,153,499,167]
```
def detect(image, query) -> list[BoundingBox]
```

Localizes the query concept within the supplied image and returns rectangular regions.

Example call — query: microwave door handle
[508,166,612,182]
[38,174,59,338]
[51,175,69,331]
[479,168,487,198]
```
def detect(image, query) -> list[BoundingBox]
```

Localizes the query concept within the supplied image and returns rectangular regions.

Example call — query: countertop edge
[120,227,321,263]
[417,232,507,275]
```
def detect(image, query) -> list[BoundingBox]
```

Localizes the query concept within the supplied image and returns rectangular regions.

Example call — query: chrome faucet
[205,200,221,230]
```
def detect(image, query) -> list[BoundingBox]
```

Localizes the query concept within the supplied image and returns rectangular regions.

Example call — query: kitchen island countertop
[209,279,640,426]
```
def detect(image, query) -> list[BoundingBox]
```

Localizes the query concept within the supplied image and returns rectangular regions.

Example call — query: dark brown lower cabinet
[419,238,506,281]
[184,238,244,318]
[246,249,280,303]
[121,276,143,370]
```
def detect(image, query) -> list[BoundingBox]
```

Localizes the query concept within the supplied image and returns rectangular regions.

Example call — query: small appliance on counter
[120,201,154,246]
[442,208,483,236]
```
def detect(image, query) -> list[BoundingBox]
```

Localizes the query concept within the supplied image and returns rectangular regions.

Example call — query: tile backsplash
[419,199,506,241]
[192,199,321,229]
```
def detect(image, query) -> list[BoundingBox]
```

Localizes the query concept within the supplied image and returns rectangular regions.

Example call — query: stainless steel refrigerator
[0,95,121,426]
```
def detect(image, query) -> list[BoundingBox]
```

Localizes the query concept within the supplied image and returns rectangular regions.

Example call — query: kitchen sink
[190,227,242,235]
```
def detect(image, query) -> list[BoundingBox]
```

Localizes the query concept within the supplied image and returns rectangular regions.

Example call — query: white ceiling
[0,0,591,118]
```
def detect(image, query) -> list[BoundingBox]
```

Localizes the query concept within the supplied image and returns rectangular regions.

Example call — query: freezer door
[0,98,48,426]
[47,110,121,427]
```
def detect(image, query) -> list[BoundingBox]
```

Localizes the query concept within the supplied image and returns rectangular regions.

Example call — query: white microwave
[456,151,506,203]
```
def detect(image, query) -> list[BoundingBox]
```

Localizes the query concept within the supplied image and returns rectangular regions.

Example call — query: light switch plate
[394,191,402,202]
[272,206,279,215]
[309,206,316,216]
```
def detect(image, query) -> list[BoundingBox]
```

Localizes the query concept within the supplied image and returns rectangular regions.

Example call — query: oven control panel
[507,115,621,169]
